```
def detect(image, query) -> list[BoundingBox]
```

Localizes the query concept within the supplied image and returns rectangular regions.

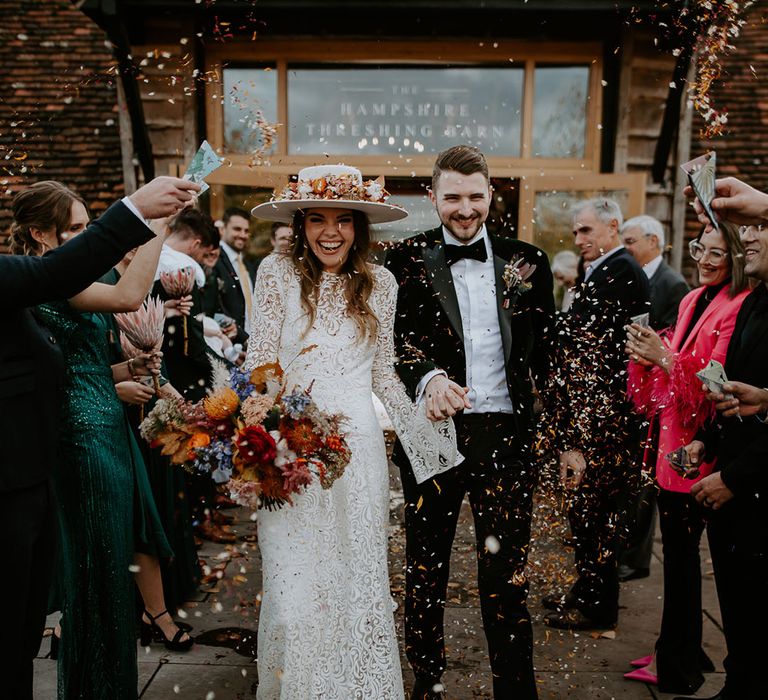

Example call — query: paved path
[34,460,726,699]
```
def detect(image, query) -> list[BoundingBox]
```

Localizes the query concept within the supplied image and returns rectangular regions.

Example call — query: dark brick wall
[684,3,768,282]
[0,0,124,251]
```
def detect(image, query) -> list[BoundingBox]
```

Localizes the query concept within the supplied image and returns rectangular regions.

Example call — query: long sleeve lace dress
[244,253,455,699]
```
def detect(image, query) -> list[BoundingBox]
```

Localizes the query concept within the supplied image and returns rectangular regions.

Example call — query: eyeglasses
[738,225,763,238]
[689,240,728,264]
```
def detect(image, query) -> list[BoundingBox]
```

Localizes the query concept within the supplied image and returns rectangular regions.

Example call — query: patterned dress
[244,254,455,699]
[36,300,171,700]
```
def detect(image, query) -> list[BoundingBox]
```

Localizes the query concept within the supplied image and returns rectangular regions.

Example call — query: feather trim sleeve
[666,350,714,432]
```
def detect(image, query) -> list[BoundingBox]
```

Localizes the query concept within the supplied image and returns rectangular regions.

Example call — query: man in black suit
[681,216,768,700]
[0,176,199,699]
[618,214,690,582]
[205,207,258,345]
[385,145,555,700]
[541,198,650,631]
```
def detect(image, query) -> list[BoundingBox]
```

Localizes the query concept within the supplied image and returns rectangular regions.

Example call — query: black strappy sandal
[139,609,194,651]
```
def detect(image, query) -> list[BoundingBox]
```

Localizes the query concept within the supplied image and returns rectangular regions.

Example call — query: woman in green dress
[11,181,192,699]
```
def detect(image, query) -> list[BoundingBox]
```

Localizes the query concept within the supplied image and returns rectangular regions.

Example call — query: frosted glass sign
[287,66,523,156]
[223,67,278,155]
[532,66,589,158]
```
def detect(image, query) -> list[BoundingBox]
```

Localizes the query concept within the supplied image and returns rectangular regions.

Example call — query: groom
[385,145,554,700]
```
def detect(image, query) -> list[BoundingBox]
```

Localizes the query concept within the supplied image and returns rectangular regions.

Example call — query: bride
[246,165,457,699]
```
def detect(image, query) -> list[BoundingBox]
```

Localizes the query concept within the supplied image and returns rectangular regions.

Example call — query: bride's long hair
[290,208,378,342]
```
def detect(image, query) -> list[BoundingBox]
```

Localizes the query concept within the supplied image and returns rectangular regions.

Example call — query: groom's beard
[443,214,484,242]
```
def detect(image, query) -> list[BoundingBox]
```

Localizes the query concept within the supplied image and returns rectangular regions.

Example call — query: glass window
[287,66,523,157]
[532,66,589,158]
[532,188,629,262]
[223,67,278,155]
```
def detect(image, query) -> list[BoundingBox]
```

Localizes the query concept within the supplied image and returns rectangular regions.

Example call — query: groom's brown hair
[431,144,489,192]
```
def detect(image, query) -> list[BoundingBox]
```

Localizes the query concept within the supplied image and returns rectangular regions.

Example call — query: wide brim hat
[251,164,408,224]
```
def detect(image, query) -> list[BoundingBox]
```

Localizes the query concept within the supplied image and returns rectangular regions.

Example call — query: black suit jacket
[714,286,768,508]
[648,260,689,330]
[541,247,650,458]
[152,278,215,402]
[204,250,258,345]
[0,201,154,492]
[384,228,555,456]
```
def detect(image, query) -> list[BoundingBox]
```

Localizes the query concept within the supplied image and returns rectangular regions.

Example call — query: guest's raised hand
[425,375,471,421]
[559,449,587,490]
[625,323,671,369]
[707,381,768,418]
[164,295,193,318]
[129,176,201,220]
[115,380,155,406]
[685,176,768,227]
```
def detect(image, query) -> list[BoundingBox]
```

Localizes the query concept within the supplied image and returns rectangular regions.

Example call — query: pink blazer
[628,284,749,492]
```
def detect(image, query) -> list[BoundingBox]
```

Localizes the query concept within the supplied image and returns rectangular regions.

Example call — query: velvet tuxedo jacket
[0,201,154,492]
[384,227,555,455]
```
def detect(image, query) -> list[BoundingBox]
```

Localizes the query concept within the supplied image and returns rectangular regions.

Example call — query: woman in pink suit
[623,223,750,695]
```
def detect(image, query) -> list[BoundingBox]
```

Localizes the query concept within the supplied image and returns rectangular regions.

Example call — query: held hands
[129,176,201,220]
[559,449,587,490]
[690,471,735,510]
[424,375,472,421]
[115,380,155,406]
[685,176,768,227]
[132,351,163,377]
[221,322,238,339]
[625,323,672,370]
[164,295,193,318]
[705,381,768,419]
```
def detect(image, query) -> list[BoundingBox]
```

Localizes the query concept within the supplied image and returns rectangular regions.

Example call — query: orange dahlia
[187,432,211,459]
[203,387,239,420]
[281,417,323,454]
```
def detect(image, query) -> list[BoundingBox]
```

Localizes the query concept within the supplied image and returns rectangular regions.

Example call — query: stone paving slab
[33,457,727,699]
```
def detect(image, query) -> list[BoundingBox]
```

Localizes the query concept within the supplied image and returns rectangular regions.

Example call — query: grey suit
[649,260,690,330]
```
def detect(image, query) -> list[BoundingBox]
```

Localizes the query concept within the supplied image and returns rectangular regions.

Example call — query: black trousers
[400,413,538,700]
[619,481,656,572]
[567,459,634,625]
[655,489,707,694]
[0,479,57,700]
[707,502,768,697]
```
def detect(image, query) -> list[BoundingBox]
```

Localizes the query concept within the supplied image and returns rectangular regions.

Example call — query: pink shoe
[623,668,658,685]
[630,654,654,668]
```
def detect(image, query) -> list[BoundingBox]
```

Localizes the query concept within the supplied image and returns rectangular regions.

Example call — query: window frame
[204,39,605,185]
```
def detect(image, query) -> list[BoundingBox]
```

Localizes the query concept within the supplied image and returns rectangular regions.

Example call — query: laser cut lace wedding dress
[245,253,456,699]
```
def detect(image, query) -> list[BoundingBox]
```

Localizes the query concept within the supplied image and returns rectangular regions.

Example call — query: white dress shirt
[417,226,513,414]
[584,244,624,281]
[643,254,663,279]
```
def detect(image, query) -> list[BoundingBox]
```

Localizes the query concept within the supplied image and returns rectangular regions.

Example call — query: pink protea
[160,266,196,298]
[115,296,165,392]
[159,267,195,355]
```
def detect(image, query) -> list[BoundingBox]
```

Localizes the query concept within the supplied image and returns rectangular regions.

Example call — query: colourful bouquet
[139,359,352,510]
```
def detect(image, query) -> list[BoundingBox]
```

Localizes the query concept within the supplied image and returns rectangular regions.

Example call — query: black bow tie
[444,238,487,266]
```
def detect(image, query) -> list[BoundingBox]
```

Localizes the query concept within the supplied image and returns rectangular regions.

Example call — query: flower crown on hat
[275,165,390,205]
[251,164,408,223]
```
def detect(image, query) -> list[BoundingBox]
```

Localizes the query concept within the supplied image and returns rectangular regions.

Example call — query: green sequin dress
[36,300,172,700]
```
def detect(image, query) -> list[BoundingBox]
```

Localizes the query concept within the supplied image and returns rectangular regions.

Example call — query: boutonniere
[502,257,536,309]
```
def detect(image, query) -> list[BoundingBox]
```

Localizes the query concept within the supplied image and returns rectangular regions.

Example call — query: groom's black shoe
[411,678,445,700]
[541,591,578,611]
